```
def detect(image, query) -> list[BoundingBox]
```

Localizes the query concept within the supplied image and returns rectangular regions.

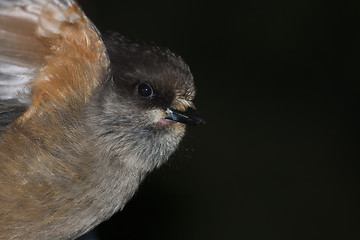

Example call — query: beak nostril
[0,0,205,238]
[164,107,205,126]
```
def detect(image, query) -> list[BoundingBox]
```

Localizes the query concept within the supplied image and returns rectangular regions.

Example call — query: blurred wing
[0,0,47,104]
[0,0,109,120]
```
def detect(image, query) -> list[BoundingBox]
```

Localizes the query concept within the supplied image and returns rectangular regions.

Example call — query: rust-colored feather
[0,1,202,240]
[0,1,110,239]
[19,1,109,122]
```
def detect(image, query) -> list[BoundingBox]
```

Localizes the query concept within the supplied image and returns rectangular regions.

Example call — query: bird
[0,0,205,239]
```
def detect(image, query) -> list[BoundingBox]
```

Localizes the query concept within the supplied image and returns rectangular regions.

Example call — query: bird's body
[0,0,203,239]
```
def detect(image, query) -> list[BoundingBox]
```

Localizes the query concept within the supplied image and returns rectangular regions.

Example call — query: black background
[78,0,360,239]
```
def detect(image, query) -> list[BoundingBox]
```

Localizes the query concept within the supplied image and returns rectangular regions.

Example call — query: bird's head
[86,33,204,170]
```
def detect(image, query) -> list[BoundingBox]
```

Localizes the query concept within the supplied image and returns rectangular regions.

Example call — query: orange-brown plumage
[18,1,109,122]
[0,1,112,238]
[0,1,204,239]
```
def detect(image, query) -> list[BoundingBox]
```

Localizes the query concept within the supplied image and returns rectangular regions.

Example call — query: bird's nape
[0,1,204,239]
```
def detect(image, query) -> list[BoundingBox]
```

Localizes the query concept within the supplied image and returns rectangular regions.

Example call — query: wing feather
[0,0,110,122]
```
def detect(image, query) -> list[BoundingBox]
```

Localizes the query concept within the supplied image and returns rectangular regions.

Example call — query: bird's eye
[138,83,154,98]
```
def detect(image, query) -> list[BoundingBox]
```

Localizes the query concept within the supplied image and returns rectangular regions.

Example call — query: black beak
[165,107,206,126]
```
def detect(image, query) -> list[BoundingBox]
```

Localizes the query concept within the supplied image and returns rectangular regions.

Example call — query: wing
[0,0,110,122]
[0,100,27,134]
